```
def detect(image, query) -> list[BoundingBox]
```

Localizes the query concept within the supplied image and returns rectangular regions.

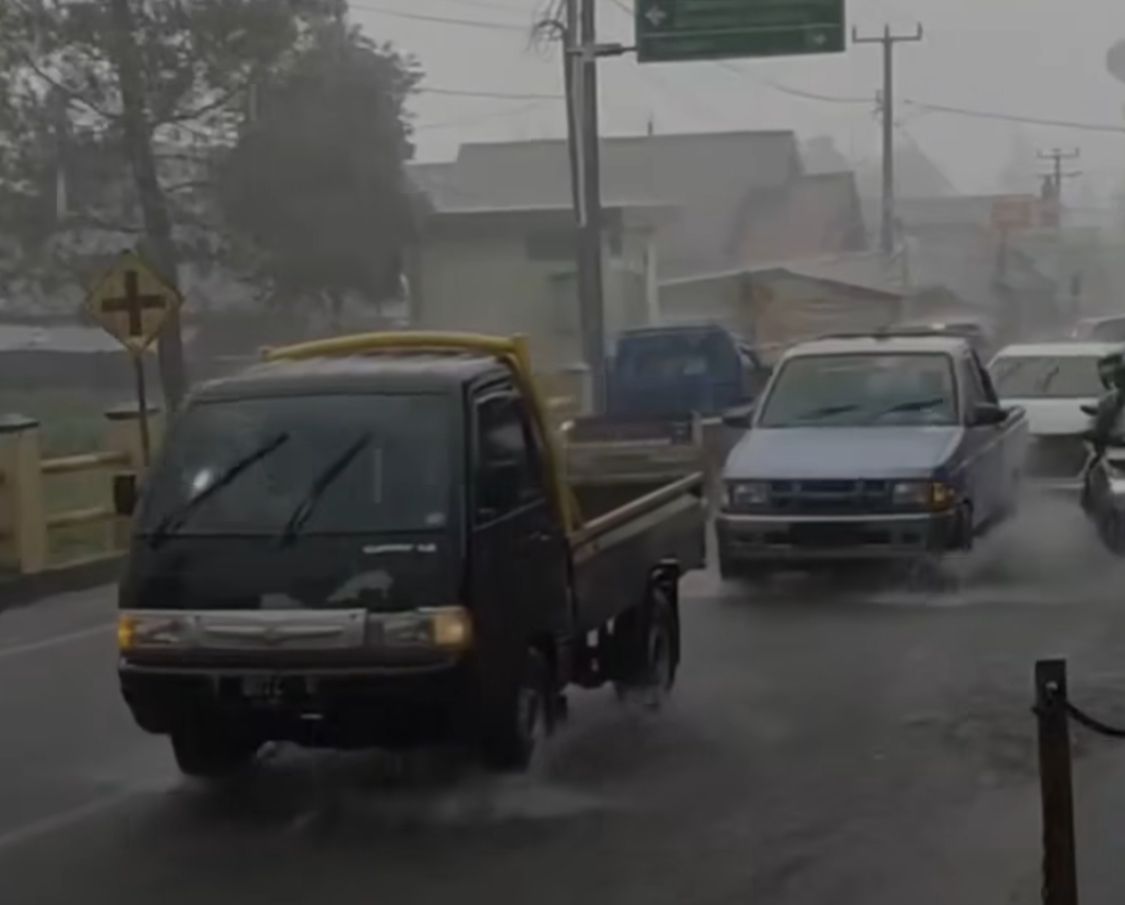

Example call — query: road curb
[0,557,121,612]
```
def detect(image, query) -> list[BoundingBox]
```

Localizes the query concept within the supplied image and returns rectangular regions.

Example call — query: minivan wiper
[792,403,859,423]
[278,433,371,547]
[874,396,947,418]
[148,432,290,548]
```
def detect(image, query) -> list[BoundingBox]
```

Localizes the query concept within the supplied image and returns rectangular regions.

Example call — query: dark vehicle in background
[564,324,769,499]
[989,342,1122,493]
[1069,315,1125,344]
[115,333,706,778]
[716,334,1028,579]
[606,325,768,418]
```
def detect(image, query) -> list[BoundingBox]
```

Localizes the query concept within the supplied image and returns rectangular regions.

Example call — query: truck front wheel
[480,648,550,772]
[170,725,259,779]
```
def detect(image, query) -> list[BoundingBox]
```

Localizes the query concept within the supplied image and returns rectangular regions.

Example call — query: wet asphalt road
[5,495,1125,904]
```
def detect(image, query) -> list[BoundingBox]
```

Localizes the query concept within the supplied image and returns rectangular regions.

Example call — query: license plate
[792,524,859,547]
[242,675,286,699]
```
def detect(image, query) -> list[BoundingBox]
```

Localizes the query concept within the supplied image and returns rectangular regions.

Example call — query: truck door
[470,386,570,651]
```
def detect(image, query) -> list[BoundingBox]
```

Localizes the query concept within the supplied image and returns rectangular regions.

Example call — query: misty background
[392,0,1125,202]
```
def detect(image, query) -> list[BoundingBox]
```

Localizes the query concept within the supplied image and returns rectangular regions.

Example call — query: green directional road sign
[636,0,846,64]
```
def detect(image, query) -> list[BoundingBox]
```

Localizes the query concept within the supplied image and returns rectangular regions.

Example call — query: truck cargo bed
[568,473,707,632]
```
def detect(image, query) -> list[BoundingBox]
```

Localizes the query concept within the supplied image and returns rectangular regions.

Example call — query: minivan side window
[474,392,541,522]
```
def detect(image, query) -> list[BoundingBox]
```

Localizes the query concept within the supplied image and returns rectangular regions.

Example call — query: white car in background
[1069,315,1125,343]
[989,342,1124,491]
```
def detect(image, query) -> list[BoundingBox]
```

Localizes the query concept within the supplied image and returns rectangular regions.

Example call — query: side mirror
[113,473,138,516]
[1081,403,1099,417]
[969,402,1007,427]
[722,404,755,430]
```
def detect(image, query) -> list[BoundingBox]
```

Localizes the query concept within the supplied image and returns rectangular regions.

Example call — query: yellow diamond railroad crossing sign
[85,249,182,354]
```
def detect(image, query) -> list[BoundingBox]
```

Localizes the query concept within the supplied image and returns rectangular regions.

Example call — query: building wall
[658,277,749,334]
[748,276,900,362]
[413,224,655,372]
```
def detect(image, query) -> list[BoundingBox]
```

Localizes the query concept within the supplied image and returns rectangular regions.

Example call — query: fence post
[105,404,163,550]
[1035,658,1080,905]
[0,414,48,575]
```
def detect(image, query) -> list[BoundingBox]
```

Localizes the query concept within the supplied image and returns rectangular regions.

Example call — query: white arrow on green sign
[636,0,846,64]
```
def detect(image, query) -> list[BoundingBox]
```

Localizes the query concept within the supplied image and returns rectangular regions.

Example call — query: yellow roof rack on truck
[264,331,580,532]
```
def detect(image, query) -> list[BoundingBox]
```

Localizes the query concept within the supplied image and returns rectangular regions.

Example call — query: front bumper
[716,510,958,563]
[119,657,468,747]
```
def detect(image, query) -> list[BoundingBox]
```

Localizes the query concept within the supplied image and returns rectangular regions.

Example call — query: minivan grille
[768,479,893,515]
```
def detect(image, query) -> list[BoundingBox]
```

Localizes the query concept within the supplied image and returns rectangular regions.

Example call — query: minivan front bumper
[716,510,959,564]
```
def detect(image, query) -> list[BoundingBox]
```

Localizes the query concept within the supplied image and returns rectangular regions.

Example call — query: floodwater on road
[3,488,1125,904]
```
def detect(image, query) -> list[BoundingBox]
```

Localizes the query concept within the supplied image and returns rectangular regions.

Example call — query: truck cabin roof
[189,353,510,403]
[784,334,972,360]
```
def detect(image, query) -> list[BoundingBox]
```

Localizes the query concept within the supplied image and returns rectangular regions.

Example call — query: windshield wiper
[791,403,859,423]
[148,432,290,548]
[278,433,371,547]
[871,397,948,420]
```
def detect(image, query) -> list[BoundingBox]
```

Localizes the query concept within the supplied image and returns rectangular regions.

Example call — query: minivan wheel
[170,725,259,779]
[481,649,550,772]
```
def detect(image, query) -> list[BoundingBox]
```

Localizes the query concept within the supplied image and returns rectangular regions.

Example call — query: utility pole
[1038,147,1081,225]
[107,0,187,409]
[562,0,581,216]
[577,0,607,410]
[852,24,923,256]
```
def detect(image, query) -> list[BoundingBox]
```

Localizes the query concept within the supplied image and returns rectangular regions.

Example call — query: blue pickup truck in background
[715,332,1029,582]
[563,325,771,494]
[607,325,769,419]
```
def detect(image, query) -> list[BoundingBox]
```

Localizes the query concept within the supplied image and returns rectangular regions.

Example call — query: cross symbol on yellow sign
[85,249,182,354]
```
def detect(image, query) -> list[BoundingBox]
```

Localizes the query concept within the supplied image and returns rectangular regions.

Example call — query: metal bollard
[1035,658,1079,905]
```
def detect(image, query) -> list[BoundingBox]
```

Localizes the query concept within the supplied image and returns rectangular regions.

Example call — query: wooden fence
[0,406,161,576]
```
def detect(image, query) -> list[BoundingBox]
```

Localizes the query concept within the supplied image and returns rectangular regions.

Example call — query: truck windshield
[991,355,1104,399]
[758,353,958,428]
[138,393,452,538]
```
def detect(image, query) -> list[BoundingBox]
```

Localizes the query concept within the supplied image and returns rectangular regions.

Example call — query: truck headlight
[117,612,188,652]
[376,606,473,651]
[891,481,954,511]
[725,480,770,511]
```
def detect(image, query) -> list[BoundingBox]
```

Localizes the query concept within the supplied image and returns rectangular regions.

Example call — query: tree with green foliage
[0,0,335,403]
[215,26,421,324]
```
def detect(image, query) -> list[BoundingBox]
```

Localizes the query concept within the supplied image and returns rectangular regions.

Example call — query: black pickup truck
[115,333,706,777]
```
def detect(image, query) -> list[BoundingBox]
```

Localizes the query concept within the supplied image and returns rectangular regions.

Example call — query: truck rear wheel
[480,648,550,772]
[614,582,679,709]
[170,725,259,779]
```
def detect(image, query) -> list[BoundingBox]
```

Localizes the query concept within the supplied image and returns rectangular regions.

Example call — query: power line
[430,0,530,12]
[419,85,563,100]
[901,100,1125,134]
[415,100,555,131]
[348,2,529,32]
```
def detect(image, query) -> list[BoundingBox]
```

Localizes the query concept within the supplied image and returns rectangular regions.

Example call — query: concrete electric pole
[1038,147,1081,224]
[852,23,924,256]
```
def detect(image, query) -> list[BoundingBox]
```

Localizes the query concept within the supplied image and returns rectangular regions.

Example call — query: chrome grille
[768,479,893,515]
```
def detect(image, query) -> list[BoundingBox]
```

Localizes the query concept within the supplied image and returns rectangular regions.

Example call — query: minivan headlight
[725,480,770,511]
[891,481,954,511]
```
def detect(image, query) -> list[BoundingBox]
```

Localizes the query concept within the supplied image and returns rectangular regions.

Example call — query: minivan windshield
[139,393,452,538]
[758,353,958,428]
